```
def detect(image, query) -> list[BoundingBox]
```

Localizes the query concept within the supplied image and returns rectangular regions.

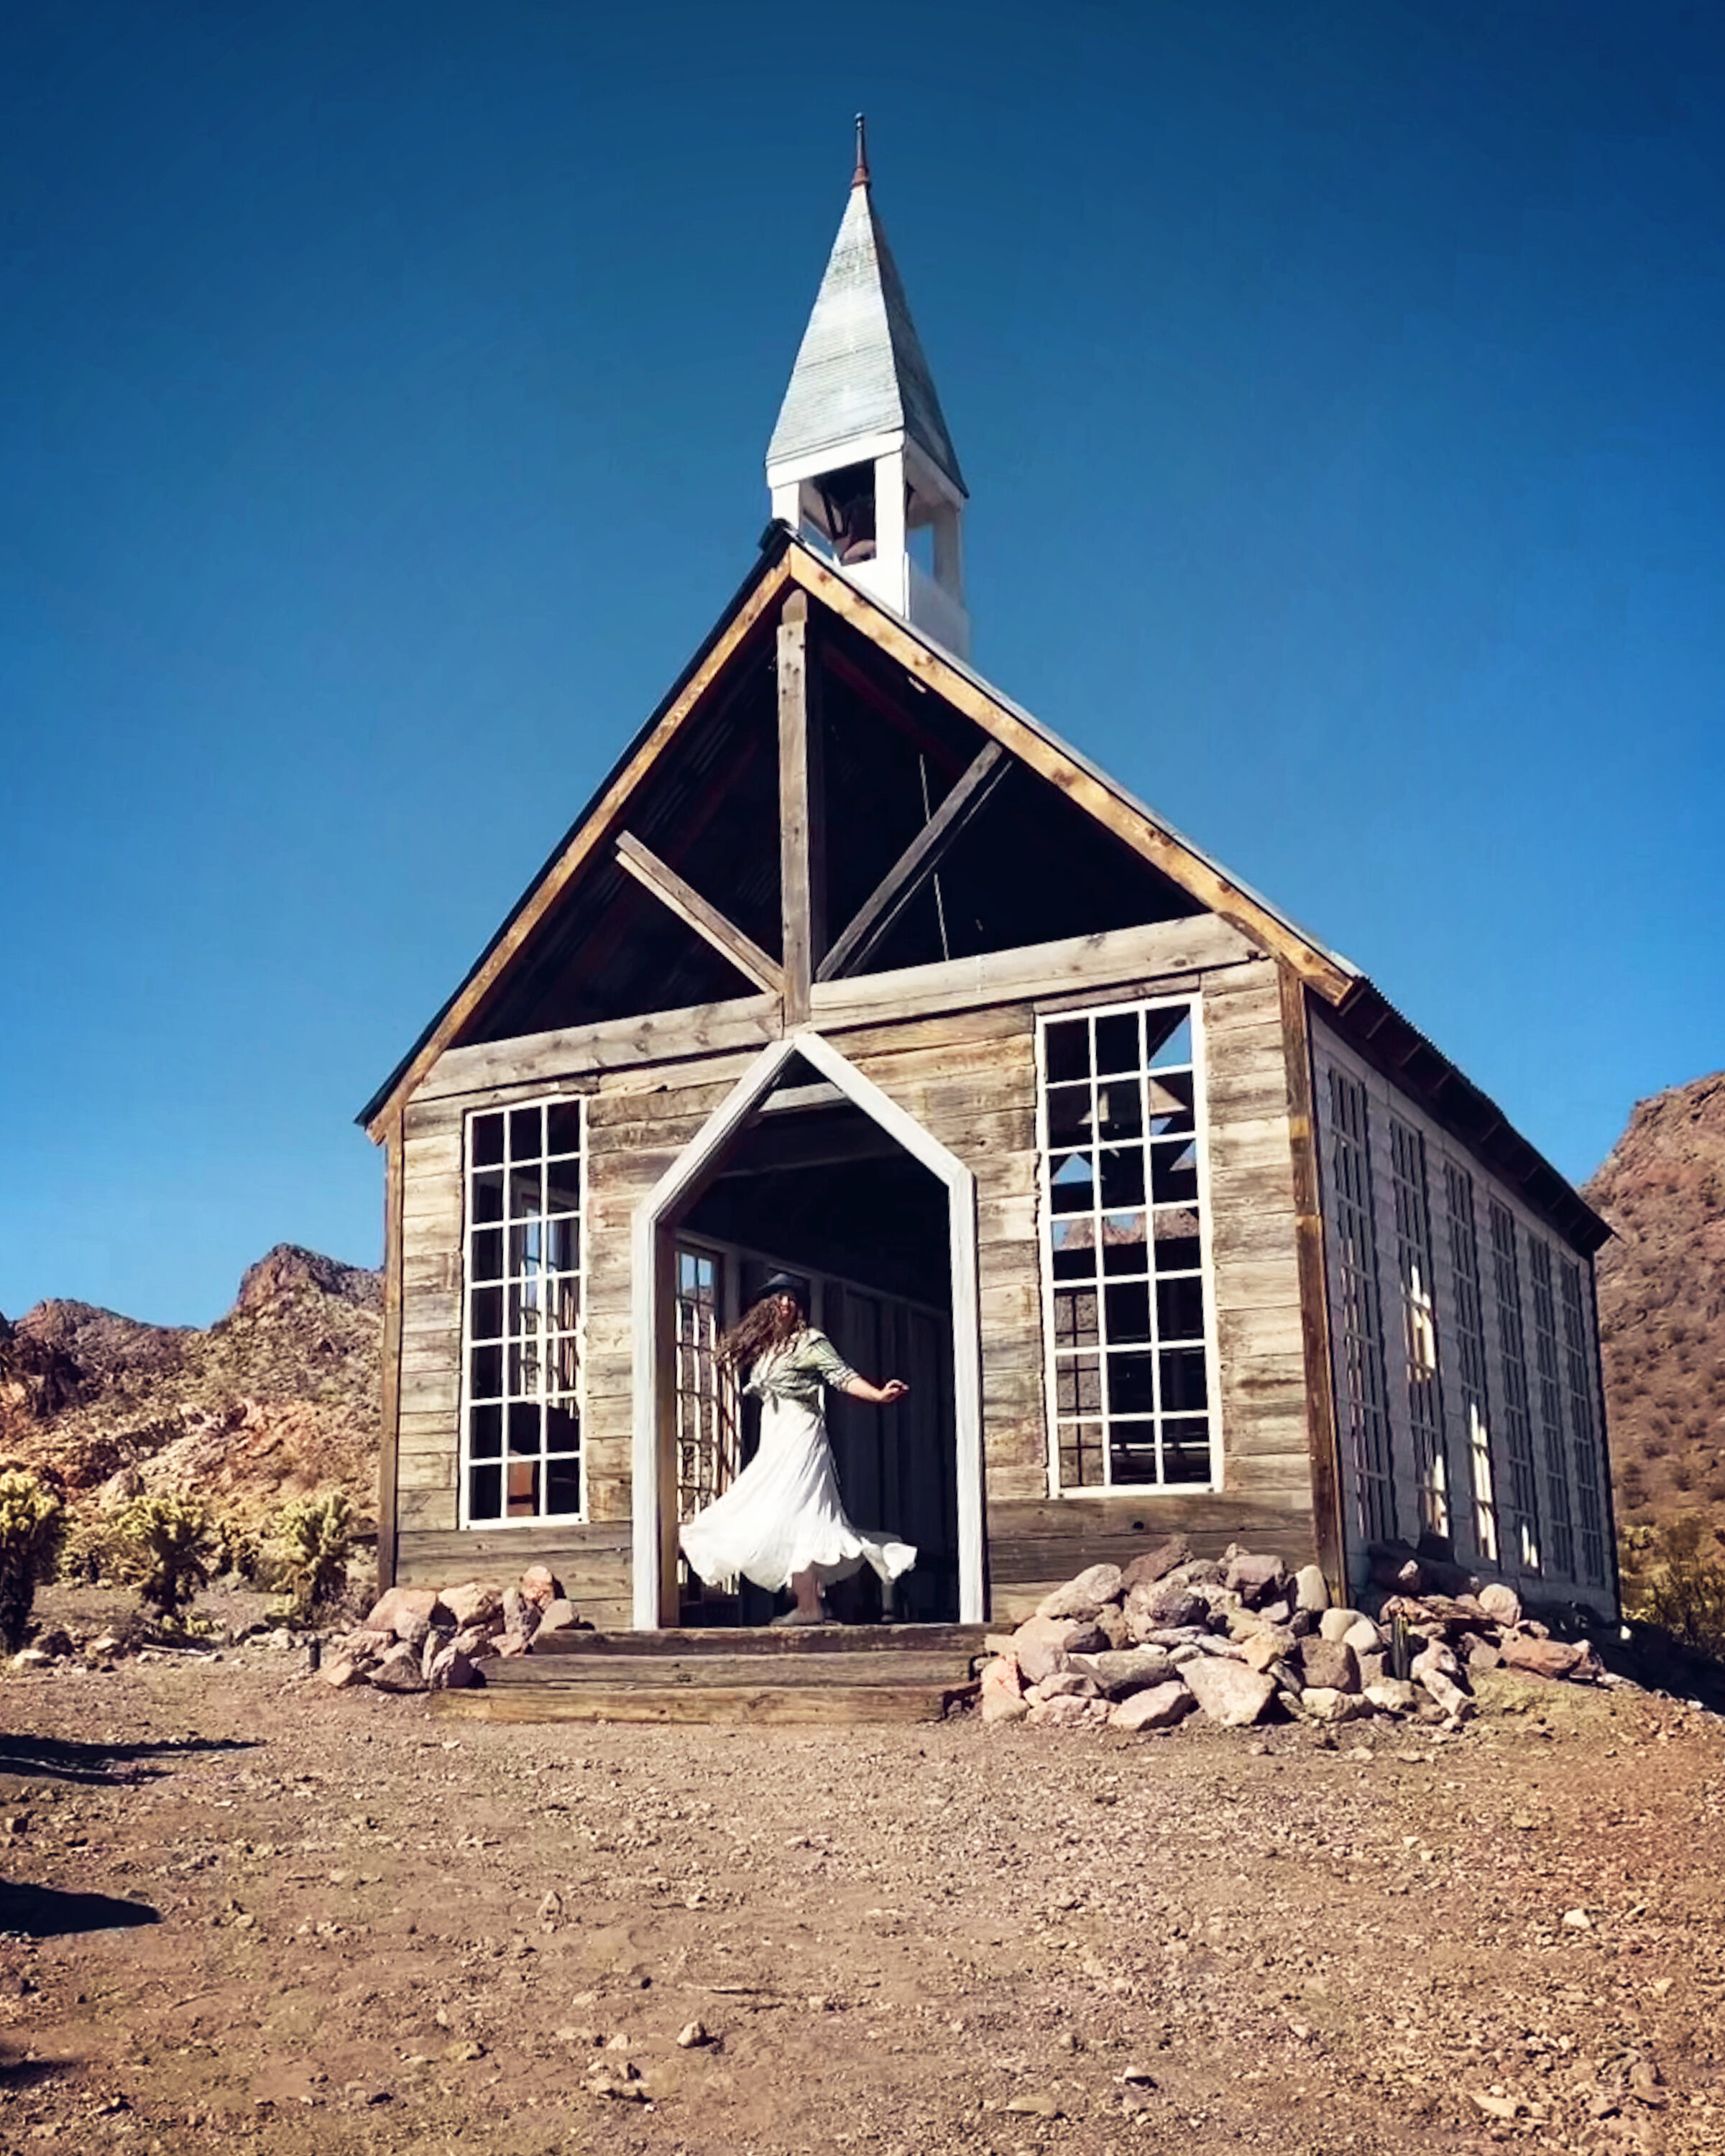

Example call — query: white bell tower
[766,119,970,660]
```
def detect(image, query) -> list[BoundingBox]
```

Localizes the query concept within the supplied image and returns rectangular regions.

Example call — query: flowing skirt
[679,1393,916,1595]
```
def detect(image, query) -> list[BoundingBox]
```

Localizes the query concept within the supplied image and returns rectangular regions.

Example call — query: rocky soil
[1,1606,1722,2156]
[0,1245,380,1529]
[1585,1070,1725,1542]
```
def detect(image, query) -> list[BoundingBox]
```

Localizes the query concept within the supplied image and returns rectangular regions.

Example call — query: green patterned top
[747,1327,858,1411]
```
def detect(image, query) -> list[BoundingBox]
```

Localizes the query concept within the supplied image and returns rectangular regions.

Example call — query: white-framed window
[1328,1067,1397,1546]
[1389,1115,1450,1539]
[461,1098,584,1524]
[1443,1161,1499,1565]
[1037,998,1218,1494]
[1527,1238,1576,1580]
[1486,1198,1543,1572]
[674,1243,741,1526]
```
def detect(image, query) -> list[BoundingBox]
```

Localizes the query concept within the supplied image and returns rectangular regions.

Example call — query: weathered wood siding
[383,929,1323,1626]
[973,955,1320,1620]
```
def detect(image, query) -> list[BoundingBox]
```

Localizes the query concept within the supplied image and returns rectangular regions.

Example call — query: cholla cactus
[270,1490,354,1619]
[0,1471,65,1654]
[110,1493,217,1618]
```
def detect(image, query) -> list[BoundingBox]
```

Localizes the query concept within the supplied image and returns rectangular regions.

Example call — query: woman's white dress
[678,1328,916,1595]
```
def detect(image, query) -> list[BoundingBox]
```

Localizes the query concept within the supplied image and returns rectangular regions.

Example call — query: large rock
[1299,1685,1367,1723]
[364,1587,447,1640]
[451,1623,498,1660]
[501,1586,539,1641]
[319,1656,362,1689]
[369,1643,428,1693]
[1110,1681,1195,1732]
[1342,1617,1384,1657]
[440,1581,502,1629]
[1298,1638,1361,1693]
[1498,1633,1586,1680]
[1067,1647,1177,1697]
[1118,1537,1191,1593]
[1225,1552,1287,1607]
[1318,1606,1365,1644]
[520,1565,562,1609]
[1036,1563,1124,1621]
[428,1646,479,1691]
[1179,1657,1278,1728]
[1011,1614,1106,1686]
[980,1654,1028,1725]
[1124,1580,1206,1639]
[1028,1671,1103,1703]
[1242,1628,1297,1674]
[1363,1677,1417,1714]
[1478,1583,1522,1628]
[534,1598,583,1639]
[1095,1604,1132,1650]
[1292,1563,1330,1614]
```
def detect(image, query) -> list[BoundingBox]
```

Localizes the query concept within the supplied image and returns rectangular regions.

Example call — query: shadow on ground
[0,1732,258,1788]
[0,1879,158,1939]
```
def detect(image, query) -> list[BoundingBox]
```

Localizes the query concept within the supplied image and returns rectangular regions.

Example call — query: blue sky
[3,1,1721,1325]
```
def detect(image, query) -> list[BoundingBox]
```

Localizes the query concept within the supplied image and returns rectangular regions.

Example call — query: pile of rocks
[980,1537,1609,1735]
[321,1565,586,1693]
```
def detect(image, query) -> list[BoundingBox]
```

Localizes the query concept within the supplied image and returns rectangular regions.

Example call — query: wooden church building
[359,139,1617,1631]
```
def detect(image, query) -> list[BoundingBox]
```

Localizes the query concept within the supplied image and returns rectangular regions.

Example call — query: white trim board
[630,1028,984,1627]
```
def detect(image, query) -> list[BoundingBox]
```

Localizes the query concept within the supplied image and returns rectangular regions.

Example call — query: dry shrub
[268,1490,354,1621]
[1622,1515,1725,1659]
[0,1471,66,1654]
[109,1493,218,1618]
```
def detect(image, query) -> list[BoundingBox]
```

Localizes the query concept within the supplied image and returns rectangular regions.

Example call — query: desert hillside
[1584,1070,1725,1542]
[0,1243,381,1525]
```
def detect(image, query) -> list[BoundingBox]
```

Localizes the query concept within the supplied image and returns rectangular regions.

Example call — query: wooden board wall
[975,955,1321,1616]
[385,934,1320,1623]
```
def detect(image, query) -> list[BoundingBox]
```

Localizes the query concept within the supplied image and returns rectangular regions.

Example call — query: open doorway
[668,1075,960,1624]
[630,1031,984,1628]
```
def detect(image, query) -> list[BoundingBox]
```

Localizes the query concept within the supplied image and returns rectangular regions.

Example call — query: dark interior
[456,609,1202,1045]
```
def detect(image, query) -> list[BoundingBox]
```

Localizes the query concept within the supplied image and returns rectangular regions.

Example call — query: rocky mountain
[1584,1072,1725,1542]
[0,1244,382,1525]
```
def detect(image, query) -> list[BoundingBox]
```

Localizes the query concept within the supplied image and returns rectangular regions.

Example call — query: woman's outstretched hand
[843,1375,911,1406]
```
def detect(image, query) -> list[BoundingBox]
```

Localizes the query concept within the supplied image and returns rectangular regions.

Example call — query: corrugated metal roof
[766,177,966,497]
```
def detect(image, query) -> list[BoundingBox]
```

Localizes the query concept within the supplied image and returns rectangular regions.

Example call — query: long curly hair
[718,1288,806,1373]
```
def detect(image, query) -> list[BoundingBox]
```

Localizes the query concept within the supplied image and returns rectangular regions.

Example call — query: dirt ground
[2,1603,1723,2156]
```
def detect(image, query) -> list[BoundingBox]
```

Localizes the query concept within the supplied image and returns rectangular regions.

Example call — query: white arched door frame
[630,1028,983,1628]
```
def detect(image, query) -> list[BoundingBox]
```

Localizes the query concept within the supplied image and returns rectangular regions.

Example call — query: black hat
[759,1271,807,1300]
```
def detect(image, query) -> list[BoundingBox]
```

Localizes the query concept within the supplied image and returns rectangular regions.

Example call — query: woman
[680,1273,916,1626]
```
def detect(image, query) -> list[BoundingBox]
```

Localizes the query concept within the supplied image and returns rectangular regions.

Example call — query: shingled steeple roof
[766,120,967,498]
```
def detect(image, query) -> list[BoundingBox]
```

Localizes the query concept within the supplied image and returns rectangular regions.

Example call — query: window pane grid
[1328,1069,1397,1544]
[1527,1240,1576,1579]
[1389,1115,1450,1539]
[1487,1200,1543,1572]
[463,1099,583,1524]
[1041,1002,1213,1493]
[1443,1162,1499,1565]
[1559,1260,1608,1585]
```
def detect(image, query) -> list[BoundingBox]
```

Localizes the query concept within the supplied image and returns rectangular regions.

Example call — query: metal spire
[852,112,870,189]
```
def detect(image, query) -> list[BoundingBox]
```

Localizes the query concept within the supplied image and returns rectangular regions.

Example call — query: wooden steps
[428,1623,988,1726]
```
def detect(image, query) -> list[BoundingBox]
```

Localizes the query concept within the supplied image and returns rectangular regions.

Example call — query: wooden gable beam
[364,551,794,1141]
[614,831,785,998]
[816,741,1008,982]
[785,549,1356,1005]
[778,591,825,1023]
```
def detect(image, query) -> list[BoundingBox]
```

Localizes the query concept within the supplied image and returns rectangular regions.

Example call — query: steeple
[767,119,970,658]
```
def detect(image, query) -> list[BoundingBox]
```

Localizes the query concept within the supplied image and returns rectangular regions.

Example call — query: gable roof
[354,528,1608,1256]
[357,525,1358,1134]
[766,172,966,498]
